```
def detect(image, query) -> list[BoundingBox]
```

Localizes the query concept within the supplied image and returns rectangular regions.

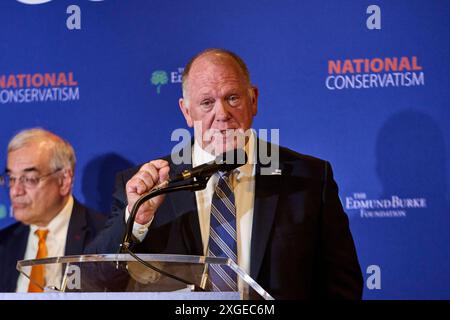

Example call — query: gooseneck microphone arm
[118,178,209,291]
[120,178,209,253]
[117,148,248,290]
[120,148,247,251]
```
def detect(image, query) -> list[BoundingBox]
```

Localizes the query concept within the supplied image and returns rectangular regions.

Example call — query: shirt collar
[192,130,257,181]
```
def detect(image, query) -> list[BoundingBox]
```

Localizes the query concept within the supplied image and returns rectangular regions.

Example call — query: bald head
[182,49,251,99]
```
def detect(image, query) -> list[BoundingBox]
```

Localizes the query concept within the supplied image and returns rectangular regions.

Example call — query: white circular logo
[16,0,104,4]
[16,0,53,4]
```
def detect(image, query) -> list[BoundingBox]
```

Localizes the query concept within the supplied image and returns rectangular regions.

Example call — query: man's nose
[215,99,231,121]
[10,181,26,197]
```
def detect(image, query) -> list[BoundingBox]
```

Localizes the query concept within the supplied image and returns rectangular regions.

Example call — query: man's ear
[59,168,73,197]
[179,98,193,127]
[250,86,258,116]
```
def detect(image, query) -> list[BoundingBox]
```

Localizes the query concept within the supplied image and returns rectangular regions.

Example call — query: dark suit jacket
[0,198,106,292]
[87,142,363,299]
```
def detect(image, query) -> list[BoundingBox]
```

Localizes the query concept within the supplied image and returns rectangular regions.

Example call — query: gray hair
[181,48,252,99]
[8,128,76,173]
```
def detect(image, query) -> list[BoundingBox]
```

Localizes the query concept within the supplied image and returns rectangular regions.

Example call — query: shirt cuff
[124,206,153,242]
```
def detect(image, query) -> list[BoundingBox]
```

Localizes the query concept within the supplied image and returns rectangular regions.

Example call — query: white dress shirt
[192,135,256,279]
[16,196,74,292]
[129,133,257,292]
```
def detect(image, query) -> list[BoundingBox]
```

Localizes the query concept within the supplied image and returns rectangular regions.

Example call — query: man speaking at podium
[88,48,363,299]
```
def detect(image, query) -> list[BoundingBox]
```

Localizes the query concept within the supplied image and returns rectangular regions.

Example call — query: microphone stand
[118,178,210,291]
[120,178,209,252]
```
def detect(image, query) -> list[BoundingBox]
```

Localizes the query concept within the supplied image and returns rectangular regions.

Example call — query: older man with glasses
[0,128,106,293]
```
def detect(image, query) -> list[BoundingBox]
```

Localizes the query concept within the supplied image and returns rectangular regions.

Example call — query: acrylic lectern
[16,254,274,300]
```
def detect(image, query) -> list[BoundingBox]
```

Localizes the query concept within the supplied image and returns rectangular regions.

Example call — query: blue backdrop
[1,0,449,299]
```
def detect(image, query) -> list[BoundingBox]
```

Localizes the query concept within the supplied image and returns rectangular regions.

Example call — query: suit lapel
[13,223,29,261]
[8,224,29,291]
[250,142,282,279]
[65,199,88,256]
[165,139,283,267]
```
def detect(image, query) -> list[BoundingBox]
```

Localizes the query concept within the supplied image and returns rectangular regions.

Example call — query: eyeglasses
[0,168,62,189]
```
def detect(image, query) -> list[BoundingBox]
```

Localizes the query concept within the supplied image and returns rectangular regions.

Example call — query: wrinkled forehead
[7,140,53,173]
[187,56,248,91]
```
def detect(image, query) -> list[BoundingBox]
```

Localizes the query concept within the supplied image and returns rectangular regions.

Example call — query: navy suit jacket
[87,143,363,299]
[0,199,106,292]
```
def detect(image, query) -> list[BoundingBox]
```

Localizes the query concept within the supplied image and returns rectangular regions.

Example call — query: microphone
[118,148,248,290]
[170,148,248,183]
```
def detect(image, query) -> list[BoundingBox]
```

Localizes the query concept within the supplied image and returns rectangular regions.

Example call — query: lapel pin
[271,169,282,175]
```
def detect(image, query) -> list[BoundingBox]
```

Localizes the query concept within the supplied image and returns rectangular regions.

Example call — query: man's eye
[227,95,240,106]
[200,100,214,108]
[24,176,39,184]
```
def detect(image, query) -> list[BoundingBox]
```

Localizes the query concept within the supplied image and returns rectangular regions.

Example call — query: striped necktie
[28,229,49,292]
[207,171,238,291]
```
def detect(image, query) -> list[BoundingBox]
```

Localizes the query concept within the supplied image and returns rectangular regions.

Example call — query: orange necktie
[28,229,49,292]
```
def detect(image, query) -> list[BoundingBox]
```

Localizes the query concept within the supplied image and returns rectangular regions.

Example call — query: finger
[158,165,170,183]
[126,176,149,195]
[135,169,158,187]
[149,159,169,170]
[138,163,159,185]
